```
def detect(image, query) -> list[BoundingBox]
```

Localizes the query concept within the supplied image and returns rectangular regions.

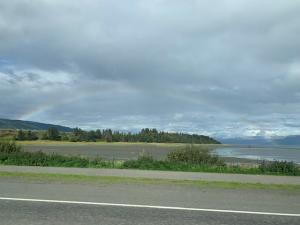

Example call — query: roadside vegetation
[0,140,116,168]
[1,171,299,191]
[0,140,299,176]
[0,127,220,144]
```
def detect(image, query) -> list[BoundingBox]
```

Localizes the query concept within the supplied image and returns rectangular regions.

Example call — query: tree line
[14,127,220,144]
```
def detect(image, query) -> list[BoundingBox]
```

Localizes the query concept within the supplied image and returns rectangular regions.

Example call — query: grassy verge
[121,160,300,175]
[1,140,299,176]
[0,171,299,191]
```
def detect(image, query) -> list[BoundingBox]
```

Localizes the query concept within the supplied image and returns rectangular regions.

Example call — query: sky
[0,0,300,138]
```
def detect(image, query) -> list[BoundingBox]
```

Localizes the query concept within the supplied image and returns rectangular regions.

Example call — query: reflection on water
[214,146,300,164]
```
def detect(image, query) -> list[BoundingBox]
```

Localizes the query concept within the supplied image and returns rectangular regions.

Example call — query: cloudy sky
[1,0,300,138]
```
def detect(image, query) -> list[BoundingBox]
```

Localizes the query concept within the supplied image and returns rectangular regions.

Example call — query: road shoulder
[0,165,299,185]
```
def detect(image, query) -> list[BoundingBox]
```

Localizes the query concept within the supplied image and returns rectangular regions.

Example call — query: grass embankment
[0,140,299,176]
[1,171,299,191]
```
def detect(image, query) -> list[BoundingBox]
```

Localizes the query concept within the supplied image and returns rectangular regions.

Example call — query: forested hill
[29,127,220,144]
[1,119,220,144]
[0,118,73,132]
[104,128,221,144]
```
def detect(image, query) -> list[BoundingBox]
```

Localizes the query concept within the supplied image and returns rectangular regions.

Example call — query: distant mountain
[274,135,300,145]
[219,135,300,146]
[218,136,273,145]
[0,118,73,132]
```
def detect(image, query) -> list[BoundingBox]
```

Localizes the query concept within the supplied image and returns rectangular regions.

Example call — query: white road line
[0,197,299,217]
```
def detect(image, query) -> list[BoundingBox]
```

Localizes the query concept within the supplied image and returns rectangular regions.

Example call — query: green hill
[0,119,220,144]
[0,118,73,132]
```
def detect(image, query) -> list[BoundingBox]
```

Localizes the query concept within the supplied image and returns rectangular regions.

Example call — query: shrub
[122,153,155,169]
[90,157,114,168]
[137,153,154,162]
[167,145,225,166]
[259,160,299,175]
[0,141,115,168]
[0,140,21,153]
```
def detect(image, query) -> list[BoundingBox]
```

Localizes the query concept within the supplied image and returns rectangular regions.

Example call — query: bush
[0,140,21,153]
[90,157,115,168]
[122,153,155,169]
[259,160,299,175]
[1,140,299,176]
[0,141,116,168]
[167,145,224,166]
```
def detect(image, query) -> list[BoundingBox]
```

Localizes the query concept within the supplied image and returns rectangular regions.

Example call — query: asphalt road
[1,200,299,225]
[0,175,299,224]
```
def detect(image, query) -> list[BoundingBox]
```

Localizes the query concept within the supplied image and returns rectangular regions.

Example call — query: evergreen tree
[47,127,61,140]
[16,130,26,141]
[103,129,113,142]
[26,130,38,140]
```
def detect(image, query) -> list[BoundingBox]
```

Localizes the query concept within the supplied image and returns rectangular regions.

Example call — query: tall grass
[0,140,21,153]
[123,145,299,175]
[259,160,298,175]
[0,140,117,168]
[167,145,225,166]
[0,140,299,175]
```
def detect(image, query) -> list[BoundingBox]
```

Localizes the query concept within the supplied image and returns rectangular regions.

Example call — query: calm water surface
[214,145,300,164]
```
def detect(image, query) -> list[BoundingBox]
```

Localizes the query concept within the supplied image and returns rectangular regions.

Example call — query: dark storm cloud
[0,0,300,137]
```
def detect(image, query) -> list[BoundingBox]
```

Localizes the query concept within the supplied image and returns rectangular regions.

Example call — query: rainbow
[18,104,53,121]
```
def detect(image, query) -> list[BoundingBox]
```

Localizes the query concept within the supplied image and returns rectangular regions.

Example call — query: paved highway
[0,173,299,225]
[1,199,299,225]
